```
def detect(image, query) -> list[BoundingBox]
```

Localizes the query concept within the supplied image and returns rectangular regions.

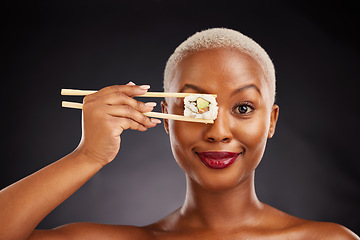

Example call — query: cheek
[167,102,204,169]
[233,112,270,157]
[169,120,203,154]
[168,121,199,175]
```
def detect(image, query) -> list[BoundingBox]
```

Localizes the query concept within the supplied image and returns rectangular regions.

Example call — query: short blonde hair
[164,28,276,103]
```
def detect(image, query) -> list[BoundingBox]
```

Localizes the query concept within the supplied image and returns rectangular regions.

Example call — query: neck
[180,172,263,229]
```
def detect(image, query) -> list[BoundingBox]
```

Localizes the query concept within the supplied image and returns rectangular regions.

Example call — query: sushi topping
[196,98,210,113]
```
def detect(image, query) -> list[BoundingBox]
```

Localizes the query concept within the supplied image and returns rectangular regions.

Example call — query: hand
[75,83,160,166]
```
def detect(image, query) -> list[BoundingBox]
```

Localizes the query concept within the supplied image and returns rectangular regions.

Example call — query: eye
[233,103,254,115]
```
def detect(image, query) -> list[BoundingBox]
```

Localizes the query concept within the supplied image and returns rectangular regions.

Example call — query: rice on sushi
[184,94,218,120]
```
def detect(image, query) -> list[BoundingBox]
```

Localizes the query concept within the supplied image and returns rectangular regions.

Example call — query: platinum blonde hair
[163,28,276,103]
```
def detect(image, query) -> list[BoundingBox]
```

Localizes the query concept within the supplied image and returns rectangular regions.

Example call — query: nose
[203,109,233,143]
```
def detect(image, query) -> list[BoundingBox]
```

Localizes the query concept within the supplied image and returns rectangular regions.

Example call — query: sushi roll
[184,94,218,120]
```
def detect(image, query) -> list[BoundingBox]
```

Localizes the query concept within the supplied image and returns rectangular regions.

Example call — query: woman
[1,28,358,240]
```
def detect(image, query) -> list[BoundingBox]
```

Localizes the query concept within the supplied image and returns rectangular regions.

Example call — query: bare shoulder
[295,221,360,240]
[29,222,155,240]
[262,204,359,240]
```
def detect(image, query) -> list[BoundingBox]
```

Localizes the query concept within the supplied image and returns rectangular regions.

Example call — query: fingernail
[145,102,157,107]
[151,118,161,124]
[127,81,136,85]
[139,85,150,90]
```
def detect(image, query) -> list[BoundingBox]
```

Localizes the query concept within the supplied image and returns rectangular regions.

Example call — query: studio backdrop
[2,0,359,234]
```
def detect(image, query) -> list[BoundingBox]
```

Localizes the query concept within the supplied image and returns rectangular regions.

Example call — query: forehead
[170,48,267,94]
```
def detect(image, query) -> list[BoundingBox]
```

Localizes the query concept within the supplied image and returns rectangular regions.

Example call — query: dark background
[2,0,359,235]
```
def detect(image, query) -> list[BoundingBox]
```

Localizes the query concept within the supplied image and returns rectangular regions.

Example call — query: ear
[268,104,279,139]
[161,100,169,134]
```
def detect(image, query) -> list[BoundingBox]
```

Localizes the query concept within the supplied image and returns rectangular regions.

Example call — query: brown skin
[0,49,358,240]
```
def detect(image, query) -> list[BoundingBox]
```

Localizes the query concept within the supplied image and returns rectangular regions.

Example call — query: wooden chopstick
[61,89,217,98]
[62,101,83,109]
[141,112,214,124]
[61,101,214,124]
[61,89,97,96]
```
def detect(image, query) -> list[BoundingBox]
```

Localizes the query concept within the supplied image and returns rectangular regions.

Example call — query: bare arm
[0,84,160,240]
[0,151,103,240]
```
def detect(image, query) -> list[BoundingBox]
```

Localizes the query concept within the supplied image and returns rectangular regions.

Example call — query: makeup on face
[196,151,241,169]
[166,48,274,191]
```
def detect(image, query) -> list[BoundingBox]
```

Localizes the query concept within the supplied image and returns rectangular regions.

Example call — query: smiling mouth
[196,151,241,169]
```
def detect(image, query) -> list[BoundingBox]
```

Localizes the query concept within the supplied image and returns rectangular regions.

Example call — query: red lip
[197,151,240,169]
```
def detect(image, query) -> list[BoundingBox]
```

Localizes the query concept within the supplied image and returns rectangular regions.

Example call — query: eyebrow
[231,84,261,96]
[180,83,261,96]
[179,84,207,93]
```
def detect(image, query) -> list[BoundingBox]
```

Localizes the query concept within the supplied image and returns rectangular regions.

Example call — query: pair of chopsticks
[61,89,216,124]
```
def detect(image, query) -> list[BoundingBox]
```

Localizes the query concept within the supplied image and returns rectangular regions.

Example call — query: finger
[106,116,147,136]
[83,84,148,103]
[84,84,151,107]
[84,89,156,113]
[107,105,158,129]
[99,85,150,98]
[126,81,136,86]
[100,92,156,113]
[113,117,148,132]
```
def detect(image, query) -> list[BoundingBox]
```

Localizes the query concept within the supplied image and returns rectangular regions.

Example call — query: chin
[187,167,254,192]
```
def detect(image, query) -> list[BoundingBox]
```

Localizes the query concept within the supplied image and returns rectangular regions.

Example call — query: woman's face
[162,48,279,191]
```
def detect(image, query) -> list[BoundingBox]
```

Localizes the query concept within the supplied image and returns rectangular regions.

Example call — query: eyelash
[232,102,255,115]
